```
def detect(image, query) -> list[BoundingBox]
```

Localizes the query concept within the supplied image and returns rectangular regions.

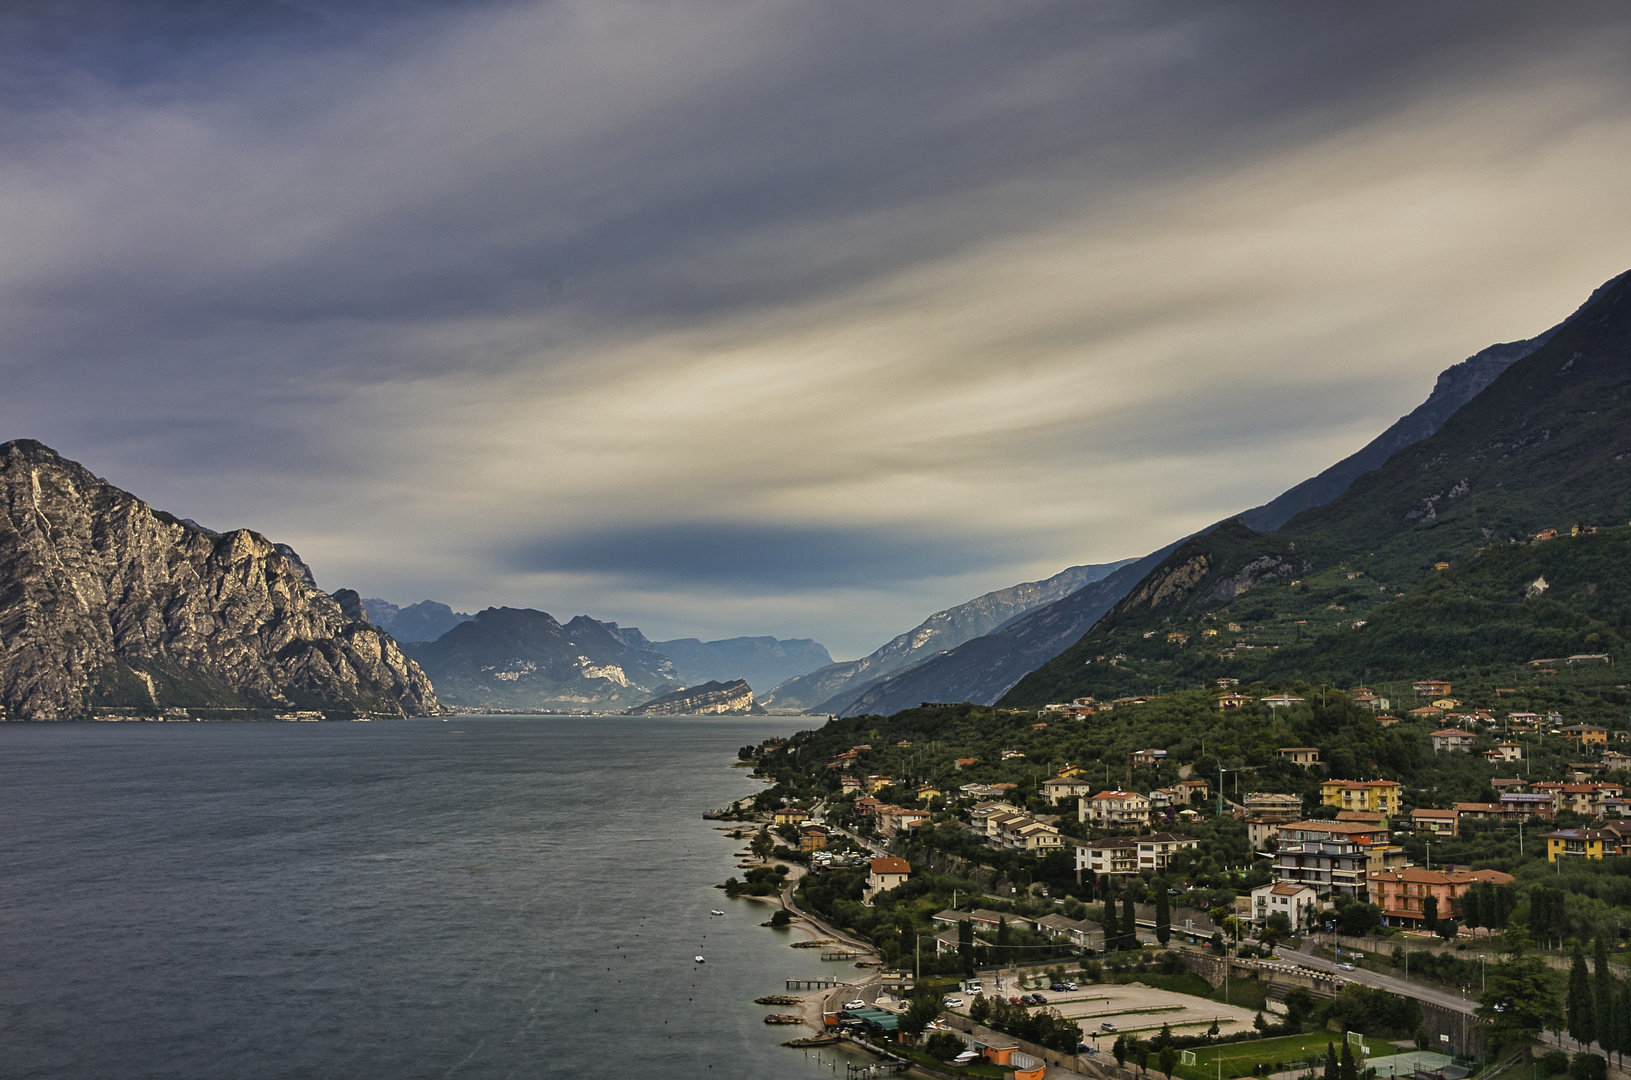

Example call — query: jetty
[755,995,802,1005]
[786,976,842,989]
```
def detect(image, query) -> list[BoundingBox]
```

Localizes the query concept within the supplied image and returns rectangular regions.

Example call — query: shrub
[1537,1051,1570,1077]
[1569,1054,1607,1080]
[926,1031,967,1060]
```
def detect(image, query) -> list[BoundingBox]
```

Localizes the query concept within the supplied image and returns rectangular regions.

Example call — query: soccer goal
[1181,1051,1198,1066]
[1346,1031,1363,1047]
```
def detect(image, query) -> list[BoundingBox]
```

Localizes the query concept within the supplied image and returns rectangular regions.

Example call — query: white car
[1338,962,1354,971]
[943,996,964,1008]
[844,999,866,1010]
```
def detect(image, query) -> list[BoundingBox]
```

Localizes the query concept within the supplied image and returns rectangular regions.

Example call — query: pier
[820,950,866,961]
[786,977,844,989]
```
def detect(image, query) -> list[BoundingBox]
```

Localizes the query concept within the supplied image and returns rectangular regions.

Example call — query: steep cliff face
[627,679,763,716]
[0,440,438,719]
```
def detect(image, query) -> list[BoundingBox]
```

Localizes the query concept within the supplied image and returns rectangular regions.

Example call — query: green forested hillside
[1003,271,1631,707]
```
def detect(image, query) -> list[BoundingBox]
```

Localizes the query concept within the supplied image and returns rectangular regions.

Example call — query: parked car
[844,999,866,1010]
[1100,1022,1118,1032]
[1008,996,1023,1005]
[943,997,964,1008]
[1065,982,1079,991]
[1028,993,1047,1004]
[1050,983,1067,992]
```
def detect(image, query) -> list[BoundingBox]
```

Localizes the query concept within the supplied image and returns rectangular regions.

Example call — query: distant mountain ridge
[402,607,680,711]
[839,273,1626,716]
[362,598,474,643]
[1002,266,1631,705]
[635,634,831,692]
[761,559,1134,713]
[0,440,437,719]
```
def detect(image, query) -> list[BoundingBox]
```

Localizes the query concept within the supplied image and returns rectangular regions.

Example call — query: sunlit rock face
[0,439,437,719]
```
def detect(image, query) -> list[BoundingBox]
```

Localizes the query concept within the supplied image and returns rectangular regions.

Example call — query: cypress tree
[1156,880,1171,945]
[1620,985,1631,1067]
[1569,943,1596,1047]
[1339,1042,1358,1080]
[1595,938,1614,1049]
[1104,895,1120,952]
[1124,892,1138,948]
[1422,895,1439,933]
[1324,1042,1339,1080]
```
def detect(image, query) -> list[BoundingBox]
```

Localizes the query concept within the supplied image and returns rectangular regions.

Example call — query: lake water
[0,716,870,1079]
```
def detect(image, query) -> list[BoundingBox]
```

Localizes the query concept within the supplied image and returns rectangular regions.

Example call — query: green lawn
[1172,1032,1346,1080]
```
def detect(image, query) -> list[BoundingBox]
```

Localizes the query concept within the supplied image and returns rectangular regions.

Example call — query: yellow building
[773,808,809,826]
[1545,828,1613,862]
[1321,779,1403,816]
[1561,725,1609,748]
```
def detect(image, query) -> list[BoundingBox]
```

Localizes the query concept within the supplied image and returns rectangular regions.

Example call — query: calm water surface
[0,716,868,1079]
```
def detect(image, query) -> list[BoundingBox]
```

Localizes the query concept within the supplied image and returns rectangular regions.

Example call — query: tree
[1157,1023,1173,1049]
[970,993,991,1024]
[1159,1045,1178,1079]
[1436,918,1459,943]
[1477,928,1566,1060]
[1285,988,1314,1032]
[899,995,942,1039]
[1084,866,1098,900]
[998,917,1012,948]
[1114,1033,1129,1068]
[1531,887,1567,951]
[926,1031,966,1060]
[1104,896,1121,951]
[770,908,791,927]
[1124,894,1139,948]
[1570,1053,1608,1080]
[1210,930,1225,954]
[1422,896,1438,934]
[1323,1042,1339,1080]
[751,827,775,862]
[1254,1011,1267,1033]
[1136,1041,1151,1076]
[1339,1042,1358,1080]
[1264,912,1293,948]
[1208,1019,1219,1039]
[1156,880,1171,945]
[1462,886,1484,935]
[958,918,975,975]
[1569,944,1597,1048]
[1594,938,1613,1051]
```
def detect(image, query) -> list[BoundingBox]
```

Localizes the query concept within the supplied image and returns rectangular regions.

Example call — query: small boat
[694,955,706,963]
[953,1050,979,1065]
[710,909,724,916]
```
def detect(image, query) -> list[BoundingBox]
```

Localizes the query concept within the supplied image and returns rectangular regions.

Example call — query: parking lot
[1041,984,1275,1047]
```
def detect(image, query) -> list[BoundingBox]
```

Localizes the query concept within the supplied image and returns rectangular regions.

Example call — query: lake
[0,716,871,1079]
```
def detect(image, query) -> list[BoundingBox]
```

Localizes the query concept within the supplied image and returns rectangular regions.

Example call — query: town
[730,676,1631,1080]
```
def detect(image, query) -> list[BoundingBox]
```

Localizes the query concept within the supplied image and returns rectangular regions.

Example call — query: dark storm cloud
[516,523,1020,592]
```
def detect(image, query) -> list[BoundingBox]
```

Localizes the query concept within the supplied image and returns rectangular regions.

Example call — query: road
[1276,945,1479,1016]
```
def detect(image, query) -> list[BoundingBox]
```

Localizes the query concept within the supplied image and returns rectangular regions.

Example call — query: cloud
[514,522,1021,593]
[0,2,1630,655]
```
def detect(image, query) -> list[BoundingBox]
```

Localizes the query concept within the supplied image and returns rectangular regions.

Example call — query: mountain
[362,598,474,643]
[638,635,831,691]
[761,559,1135,713]
[1002,266,1631,705]
[401,607,681,711]
[1238,271,1624,532]
[627,679,763,716]
[840,272,1628,717]
[0,440,437,719]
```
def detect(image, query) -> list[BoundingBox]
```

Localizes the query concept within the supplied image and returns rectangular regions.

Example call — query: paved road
[1276,946,1478,1015]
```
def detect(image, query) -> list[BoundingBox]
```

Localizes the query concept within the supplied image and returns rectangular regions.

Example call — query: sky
[3,1,1631,659]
